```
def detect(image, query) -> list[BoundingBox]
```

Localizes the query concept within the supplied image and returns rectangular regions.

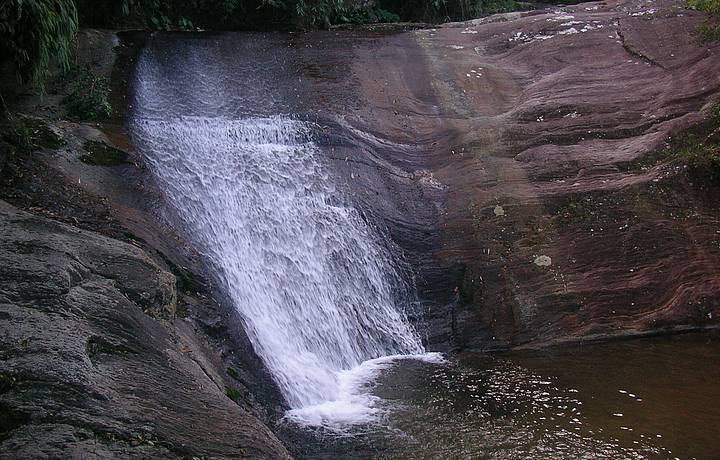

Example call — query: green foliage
[671,134,720,183]
[227,367,244,381]
[77,0,287,30]
[696,19,720,41]
[376,8,402,22]
[376,0,523,22]
[687,0,720,14]
[62,67,112,121]
[663,103,720,183]
[1,118,64,155]
[295,0,345,26]
[0,0,78,91]
[76,0,531,31]
[225,386,242,401]
[3,123,33,154]
[713,102,720,121]
[689,0,720,41]
[336,7,401,24]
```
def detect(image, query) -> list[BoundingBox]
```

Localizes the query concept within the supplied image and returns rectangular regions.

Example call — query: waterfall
[130,37,436,428]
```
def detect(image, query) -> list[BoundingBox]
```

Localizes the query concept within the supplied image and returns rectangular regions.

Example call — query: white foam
[285,352,445,433]
[131,41,434,424]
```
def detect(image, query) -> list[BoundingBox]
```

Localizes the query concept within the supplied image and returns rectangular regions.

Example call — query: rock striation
[270,0,720,349]
[0,201,290,458]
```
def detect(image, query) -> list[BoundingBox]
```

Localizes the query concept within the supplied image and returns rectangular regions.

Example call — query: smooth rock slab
[0,201,289,459]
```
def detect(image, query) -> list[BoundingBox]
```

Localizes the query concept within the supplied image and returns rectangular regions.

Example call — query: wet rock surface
[423,0,720,349]
[271,0,720,350]
[0,201,290,458]
[0,32,290,459]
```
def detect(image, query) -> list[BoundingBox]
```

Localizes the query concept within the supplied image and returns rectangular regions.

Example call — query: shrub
[62,67,112,121]
[687,0,720,14]
[688,0,720,41]
[665,103,720,183]
[0,0,78,91]
[696,19,720,41]
[77,0,287,30]
[0,117,64,156]
[376,0,524,22]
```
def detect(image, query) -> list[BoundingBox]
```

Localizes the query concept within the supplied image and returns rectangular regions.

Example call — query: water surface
[294,332,720,459]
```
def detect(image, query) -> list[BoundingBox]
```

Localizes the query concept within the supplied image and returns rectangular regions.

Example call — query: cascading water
[130,36,439,429]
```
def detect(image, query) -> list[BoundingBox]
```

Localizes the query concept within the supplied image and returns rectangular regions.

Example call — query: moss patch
[552,194,629,225]
[620,102,720,184]
[688,0,720,41]
[227,367,242,381]
[697,19,720,41]
[80,140,129,166]
[0,117,64,155]
[225,386,242,402]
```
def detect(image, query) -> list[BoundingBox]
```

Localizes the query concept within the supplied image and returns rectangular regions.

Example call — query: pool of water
[289,331,720,459]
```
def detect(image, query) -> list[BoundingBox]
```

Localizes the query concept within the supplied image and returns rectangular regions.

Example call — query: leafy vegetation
[379,0,523,22]
[688,0,720,14]
[225,386,242,402]
[76,0,538,30]
[688,0,720,41]
[227,367,242,381]
[62,67,112,121]
[696,18,720,41]
[1,118,64,156]
[1,0,557,93]
[0,0,78,91]
[666,104,720,183]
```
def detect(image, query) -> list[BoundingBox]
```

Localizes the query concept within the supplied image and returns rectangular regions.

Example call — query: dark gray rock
[0,201,290,459]
[0,139,12,177]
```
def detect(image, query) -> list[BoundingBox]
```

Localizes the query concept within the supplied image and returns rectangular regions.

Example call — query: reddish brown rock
[284,0,720,349]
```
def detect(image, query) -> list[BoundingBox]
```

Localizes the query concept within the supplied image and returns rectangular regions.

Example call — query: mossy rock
[619,102,720,184]
[0,118,64,155]
[80,140,129,166]
[227,367,242,381]
[225,386,242,402]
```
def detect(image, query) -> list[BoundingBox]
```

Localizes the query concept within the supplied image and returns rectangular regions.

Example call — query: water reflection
[294,332,720,459]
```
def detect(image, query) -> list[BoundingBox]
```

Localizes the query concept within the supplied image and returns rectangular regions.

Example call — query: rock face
[0,201,289,458]
[422,0,720,349]
[258,0,720,349]
[422,0,720,348]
